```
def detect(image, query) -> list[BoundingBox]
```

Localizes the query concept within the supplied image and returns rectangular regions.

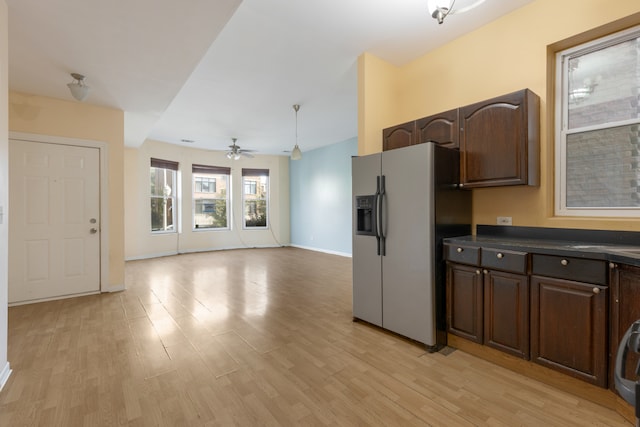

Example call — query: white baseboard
[9,290,101,307]
[125,251,178,261]
[290,244,352,258]
[0,361,11,392]
[124,245,352,262]
[125,244,291,261]
[105,283,125,292]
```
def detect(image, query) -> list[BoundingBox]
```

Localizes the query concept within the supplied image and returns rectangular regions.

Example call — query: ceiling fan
[226,138,254,160]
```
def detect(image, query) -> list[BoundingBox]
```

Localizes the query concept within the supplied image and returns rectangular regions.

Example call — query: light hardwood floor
[0,247,630,426]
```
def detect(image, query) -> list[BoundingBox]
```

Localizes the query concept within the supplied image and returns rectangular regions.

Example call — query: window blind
[150,158,179,171]
[192,164,231,175]
[242,168,269,177]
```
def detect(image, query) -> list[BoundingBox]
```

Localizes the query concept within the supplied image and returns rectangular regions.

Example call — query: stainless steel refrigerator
[352,142,471,349]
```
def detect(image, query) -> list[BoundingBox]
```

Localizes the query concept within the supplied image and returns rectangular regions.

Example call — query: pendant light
[291,104,302,160]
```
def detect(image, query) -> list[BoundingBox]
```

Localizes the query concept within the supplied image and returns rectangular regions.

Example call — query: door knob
[90,228,98,234]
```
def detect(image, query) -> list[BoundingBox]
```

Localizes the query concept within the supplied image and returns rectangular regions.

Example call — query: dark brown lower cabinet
[530,275,608,387]
[446,263,483,343]
[484,270,529,359]
[609,263,640,391]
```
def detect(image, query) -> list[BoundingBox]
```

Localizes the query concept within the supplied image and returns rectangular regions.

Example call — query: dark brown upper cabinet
[459,89,540,188]
[416,108,459,149]
[382,120,416,151]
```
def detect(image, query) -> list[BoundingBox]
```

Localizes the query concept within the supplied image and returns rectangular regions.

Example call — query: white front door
[9,139,101,304]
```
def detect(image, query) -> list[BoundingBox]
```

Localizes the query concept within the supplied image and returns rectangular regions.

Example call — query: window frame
[242,168,269,230]
[192,164,231,231]
[555,25,640,217]
[150,158,178,233]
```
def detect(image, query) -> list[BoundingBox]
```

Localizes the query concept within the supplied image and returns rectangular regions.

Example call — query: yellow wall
[8,91,125,287]
[357,53,401,155]
[359,0,640,232]
[0,0,10,377]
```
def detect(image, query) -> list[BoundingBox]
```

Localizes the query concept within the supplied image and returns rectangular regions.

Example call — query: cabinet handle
[560,259,569,266]
[593,287,600,294]
[609,262,617,269]
[483,269,488,274]
[456,247,463,253]
[476,270,481,275]
[496,253,504,259]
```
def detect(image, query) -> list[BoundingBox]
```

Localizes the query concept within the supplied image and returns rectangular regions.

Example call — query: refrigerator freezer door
[352,153,383,326]
[382,143,436,345]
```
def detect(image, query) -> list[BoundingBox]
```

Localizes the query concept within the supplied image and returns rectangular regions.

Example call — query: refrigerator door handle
[379,175,386,256]
[375,176,381,255]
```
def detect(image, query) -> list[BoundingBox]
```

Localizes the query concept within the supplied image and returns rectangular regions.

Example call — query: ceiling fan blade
[241,152,254,158]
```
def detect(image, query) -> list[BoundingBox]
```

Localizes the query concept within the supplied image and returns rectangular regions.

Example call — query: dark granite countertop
[443,225,640,267]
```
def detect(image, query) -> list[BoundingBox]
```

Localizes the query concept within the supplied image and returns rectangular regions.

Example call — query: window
[556,26,640,217]
[244,180,257,195]
[195,177,216,193]
[242,168,269,228]
[150,158,178,232]
[192,164,230,229]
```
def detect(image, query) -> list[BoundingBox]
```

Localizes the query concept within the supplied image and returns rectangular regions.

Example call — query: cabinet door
[416,108,459,148]
[460,89,539,188]
[382,121,416,151]
[531,275,608,387]
[484,270,529,359]
[446,262,483,343]
[610,263,640,391]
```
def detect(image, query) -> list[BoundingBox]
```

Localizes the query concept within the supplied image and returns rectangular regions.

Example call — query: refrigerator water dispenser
[355,195,376,236]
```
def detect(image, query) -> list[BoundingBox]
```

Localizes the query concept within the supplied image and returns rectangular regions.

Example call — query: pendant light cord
[294,104,300,148]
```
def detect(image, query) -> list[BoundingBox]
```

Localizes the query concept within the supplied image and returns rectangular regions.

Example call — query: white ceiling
[6,0,533,156]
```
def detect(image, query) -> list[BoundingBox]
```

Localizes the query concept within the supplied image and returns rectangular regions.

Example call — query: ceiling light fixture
[291,104,302,161]
[568,59,601,104]
[227,138,241,160]
[427,0,486,24]
[226,137,254,160]
[67,73,90,101]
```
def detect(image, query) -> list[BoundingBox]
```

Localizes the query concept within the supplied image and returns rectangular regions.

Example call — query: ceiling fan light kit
[67,72,90,101]
[291,104,302,160]
[226,137,254,160]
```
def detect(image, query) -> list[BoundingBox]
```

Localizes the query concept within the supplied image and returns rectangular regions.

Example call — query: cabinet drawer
[445,244,480,266]
[481,248,529,274]
[531,254,607,286]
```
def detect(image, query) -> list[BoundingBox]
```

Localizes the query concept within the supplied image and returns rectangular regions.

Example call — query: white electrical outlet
[497,216,512,226]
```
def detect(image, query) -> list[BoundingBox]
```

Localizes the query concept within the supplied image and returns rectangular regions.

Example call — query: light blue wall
[290,137,357,256]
